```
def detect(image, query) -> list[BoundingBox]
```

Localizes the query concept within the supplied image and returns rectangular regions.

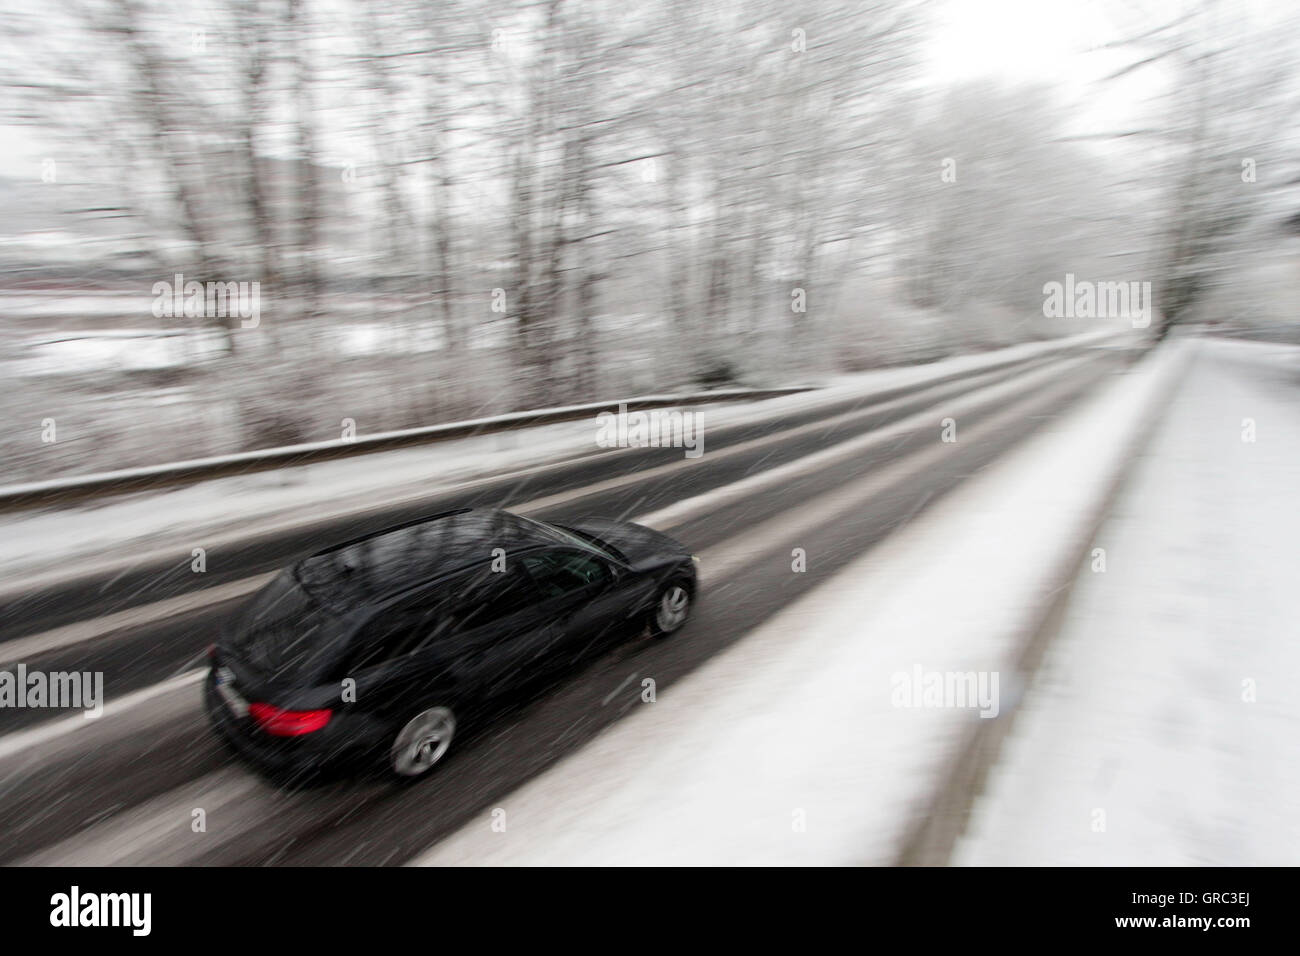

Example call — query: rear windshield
[230,575,343,682]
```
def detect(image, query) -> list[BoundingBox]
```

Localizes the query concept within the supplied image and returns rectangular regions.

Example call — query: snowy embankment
[955,336,1300,866]
[408,338,1186,865]
[0,331,1114,592]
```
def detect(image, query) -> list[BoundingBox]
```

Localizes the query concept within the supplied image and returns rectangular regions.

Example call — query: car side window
[520,550,612,600]
[346,578,463,672]
[452,563,538,632]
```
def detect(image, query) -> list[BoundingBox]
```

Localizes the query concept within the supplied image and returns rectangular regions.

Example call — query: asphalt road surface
[0,344,1129,865]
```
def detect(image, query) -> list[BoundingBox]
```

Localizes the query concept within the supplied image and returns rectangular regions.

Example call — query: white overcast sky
[925,0,1161,134]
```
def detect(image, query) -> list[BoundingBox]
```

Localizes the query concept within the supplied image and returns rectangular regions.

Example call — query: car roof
[291,509,554,613]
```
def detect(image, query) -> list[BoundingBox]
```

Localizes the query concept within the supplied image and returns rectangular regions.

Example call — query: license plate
[215,667,249,718]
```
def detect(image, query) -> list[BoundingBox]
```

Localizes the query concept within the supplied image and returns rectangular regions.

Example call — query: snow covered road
[0,335,1155,866]
[956,336,1300,865]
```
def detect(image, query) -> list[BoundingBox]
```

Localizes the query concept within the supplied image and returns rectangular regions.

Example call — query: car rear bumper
[203,669,378,776]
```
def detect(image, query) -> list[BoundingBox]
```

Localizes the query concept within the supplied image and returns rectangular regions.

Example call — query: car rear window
[231,575,343,682]
[293,511,549,613]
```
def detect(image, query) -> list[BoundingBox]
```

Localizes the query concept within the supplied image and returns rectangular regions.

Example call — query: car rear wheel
[650,579,692,637]
[390,706,456,778]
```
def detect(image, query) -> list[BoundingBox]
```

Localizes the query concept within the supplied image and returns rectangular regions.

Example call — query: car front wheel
[390,706,456,778]
[649,578,692,637]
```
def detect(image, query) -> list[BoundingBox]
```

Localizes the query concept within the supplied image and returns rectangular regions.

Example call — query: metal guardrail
[0,386,814,513]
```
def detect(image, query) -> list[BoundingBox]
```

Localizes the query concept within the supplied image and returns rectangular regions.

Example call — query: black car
[205,508,697,779]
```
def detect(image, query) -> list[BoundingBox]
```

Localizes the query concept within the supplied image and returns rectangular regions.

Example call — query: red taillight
[248,702,332,737]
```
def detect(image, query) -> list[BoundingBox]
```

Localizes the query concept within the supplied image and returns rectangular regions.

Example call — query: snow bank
[955,337,1300,865]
